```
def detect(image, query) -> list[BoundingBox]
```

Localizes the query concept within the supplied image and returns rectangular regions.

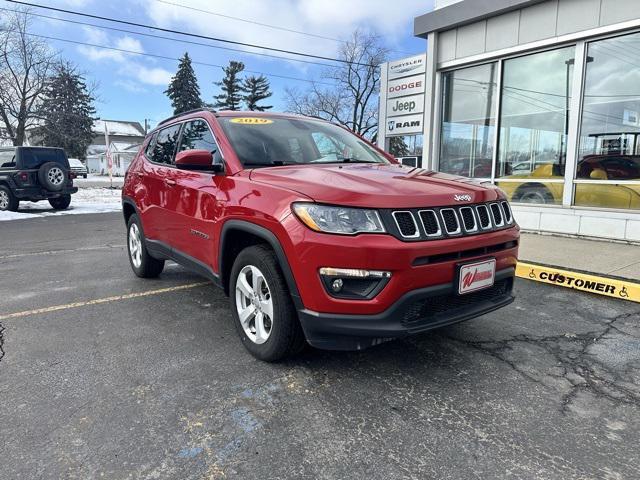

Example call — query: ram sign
[386,114,423,136]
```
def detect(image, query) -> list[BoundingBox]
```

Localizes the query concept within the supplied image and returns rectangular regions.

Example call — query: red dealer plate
[458,258,496,295]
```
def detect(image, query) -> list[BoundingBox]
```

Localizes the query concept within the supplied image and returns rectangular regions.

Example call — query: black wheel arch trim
[220,219,303,309]
[122,196,140,223]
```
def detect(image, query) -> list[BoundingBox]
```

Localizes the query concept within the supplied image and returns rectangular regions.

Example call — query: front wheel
[48,194,71,210]
[230,245,305,362]
[127,214,164,278]
[0,185,18,212]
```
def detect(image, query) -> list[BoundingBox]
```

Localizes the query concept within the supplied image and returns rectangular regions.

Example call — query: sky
[7,0,434,129]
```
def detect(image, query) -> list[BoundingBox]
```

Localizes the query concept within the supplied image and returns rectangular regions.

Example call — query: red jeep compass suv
[122,109,519,361]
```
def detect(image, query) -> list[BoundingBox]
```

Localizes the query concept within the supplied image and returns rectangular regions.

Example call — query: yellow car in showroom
[500,155,640,209]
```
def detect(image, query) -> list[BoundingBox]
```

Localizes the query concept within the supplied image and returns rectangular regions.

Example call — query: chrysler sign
[388,53,426,80]
[386,114,423,136]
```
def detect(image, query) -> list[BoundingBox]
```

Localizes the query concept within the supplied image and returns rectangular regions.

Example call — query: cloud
[144,0,432,58]
[77,28,172,90]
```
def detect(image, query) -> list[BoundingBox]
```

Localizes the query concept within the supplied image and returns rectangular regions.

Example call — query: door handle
[164,179,176,186]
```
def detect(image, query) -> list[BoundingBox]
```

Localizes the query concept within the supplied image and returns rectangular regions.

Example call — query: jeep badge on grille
[454,194,472,202]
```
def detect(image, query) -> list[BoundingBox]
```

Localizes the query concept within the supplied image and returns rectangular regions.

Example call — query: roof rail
[156,107,217,128]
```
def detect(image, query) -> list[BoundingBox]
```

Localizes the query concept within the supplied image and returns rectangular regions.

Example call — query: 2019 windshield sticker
[230,118,274,125]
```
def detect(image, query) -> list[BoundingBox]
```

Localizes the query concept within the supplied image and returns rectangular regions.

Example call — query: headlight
[292,203,385,235]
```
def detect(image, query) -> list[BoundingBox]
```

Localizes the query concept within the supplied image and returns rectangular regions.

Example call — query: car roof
[153,108,328,133]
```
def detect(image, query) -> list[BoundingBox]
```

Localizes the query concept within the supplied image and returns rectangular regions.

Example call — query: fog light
[319,267,391,279]
[319,267,391,300]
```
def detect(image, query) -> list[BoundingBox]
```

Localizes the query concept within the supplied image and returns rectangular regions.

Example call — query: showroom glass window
[439,63,497,178]
[575,32,640,210]
[496,46,575,205]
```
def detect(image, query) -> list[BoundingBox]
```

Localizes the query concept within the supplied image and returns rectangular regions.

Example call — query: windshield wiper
[337,158,379,163]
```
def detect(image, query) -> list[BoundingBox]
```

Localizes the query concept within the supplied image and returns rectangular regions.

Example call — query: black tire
[48,194,71,210]
[513,184,554,204]
[229,245,305,362]
[0,185,18,212]
[126,214,165,278]
[38,162,66,192]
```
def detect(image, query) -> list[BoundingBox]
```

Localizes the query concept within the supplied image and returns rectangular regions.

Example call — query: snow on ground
[74,174,124,185]
[0,187,122,222]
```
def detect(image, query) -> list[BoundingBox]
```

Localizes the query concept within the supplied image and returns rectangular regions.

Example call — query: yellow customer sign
[516,262,640,303]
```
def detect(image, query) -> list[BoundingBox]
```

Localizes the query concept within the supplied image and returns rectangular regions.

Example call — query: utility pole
[144,119,150,134]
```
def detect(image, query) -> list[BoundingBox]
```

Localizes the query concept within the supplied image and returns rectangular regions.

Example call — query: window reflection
[439,64,497,178]
[575,32,640,209]
[497,47,575,205]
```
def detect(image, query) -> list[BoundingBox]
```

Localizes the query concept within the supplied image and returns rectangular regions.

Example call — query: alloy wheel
[48,167,64,186]
[129,223,142,268]
[0,190,8,210]
[235,265,274,345]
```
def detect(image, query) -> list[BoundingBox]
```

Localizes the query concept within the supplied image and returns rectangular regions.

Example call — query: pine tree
[242,75,273,111]
[164,53,203,115]
[37,63,96,159]
[213,61,245,110]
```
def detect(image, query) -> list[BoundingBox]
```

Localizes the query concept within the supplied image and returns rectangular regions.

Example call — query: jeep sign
[387,74,425,99]
[388,53,426,80]
[386,93,424,117]
[385,114,423,136]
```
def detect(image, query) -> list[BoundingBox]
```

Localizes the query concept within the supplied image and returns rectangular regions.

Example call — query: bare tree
[285,29,389,138]
[0,8,57,146]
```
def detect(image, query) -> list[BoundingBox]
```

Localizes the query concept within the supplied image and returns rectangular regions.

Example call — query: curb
[516,261,640,304]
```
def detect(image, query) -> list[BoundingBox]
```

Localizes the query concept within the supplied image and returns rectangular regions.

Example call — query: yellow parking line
[516,262,640,303]
[0,282,211,321]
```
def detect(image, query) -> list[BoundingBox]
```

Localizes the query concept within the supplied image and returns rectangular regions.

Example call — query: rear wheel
[127,214,164,278]
[48,194,71,210]
[230,245,305,362]
[513,184,554,204]
[0,185,18,212]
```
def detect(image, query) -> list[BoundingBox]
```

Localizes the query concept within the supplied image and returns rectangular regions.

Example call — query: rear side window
[0,150,15,168]
[18,148,69,169]
[178,120,222,164]
[150,124,181,165]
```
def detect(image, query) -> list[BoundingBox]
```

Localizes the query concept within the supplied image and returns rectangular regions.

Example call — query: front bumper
[298,267,515,351]
[13,186,78,200]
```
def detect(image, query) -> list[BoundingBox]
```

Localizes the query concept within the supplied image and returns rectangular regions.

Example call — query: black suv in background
[0,146,78,212]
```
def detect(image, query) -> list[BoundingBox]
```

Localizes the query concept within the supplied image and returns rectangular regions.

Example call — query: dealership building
[379,0,640,242]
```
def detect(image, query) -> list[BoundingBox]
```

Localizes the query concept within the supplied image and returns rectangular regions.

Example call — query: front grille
[459,207,477,232]
[476,205,491,229]
[392,211,418,238]
[501,201,513,224]
[440,209,461,234]
[386,201,514,241]
[419,210,441,236]
[401,279,512,330]
[490,203,504,226]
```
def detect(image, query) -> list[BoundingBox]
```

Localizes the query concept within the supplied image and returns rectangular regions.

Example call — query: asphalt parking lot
[1,212,639,479]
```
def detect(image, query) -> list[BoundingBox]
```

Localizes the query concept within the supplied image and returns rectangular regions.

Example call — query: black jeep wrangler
[0,146,78,212]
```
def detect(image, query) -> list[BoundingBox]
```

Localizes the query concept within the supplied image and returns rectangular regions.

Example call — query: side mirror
[175,149,222,172]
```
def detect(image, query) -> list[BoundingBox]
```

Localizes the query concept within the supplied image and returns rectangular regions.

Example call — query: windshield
[218,116,390,167]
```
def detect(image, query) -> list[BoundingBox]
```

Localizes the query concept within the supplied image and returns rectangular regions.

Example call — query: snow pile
[0,187,122,222]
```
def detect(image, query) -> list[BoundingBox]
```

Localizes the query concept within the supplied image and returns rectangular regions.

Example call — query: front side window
[218,117,389,167]
[151,124,181,165]
[440,63,497,178]
[575,32,640,210]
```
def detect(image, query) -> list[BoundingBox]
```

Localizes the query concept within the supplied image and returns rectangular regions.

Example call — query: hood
[249,163,503,208]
